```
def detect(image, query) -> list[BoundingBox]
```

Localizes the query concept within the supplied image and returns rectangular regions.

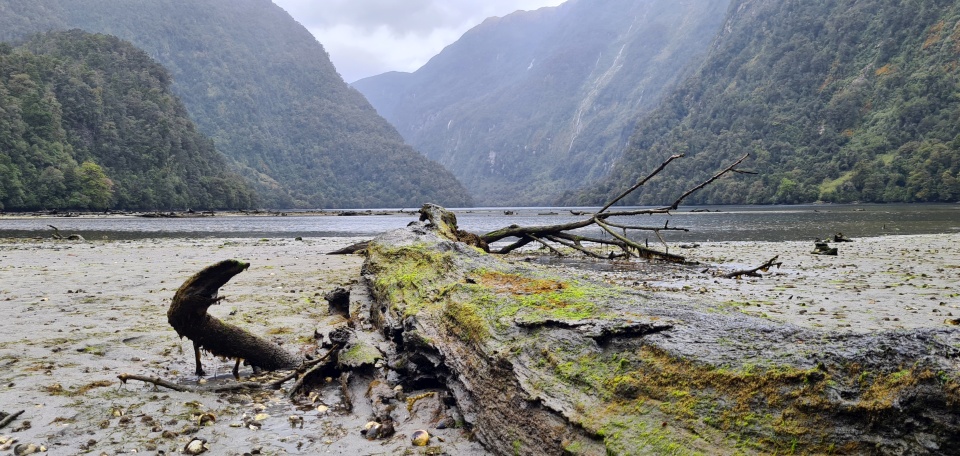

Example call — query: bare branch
[0,410,25,430]
[598,154,684,214]
[471,153,754,262]
[117,373,267,393]
[287,345,340,398]
[665,153,751,210]
[269,344,340,390]
[483,219,595,244]
[595,219,685,263]
[543,235,607,259]
[601,220,689,232]
[526,234,564,256]
[722,256,782,279]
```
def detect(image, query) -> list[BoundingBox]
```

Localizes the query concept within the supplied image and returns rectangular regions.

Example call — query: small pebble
[411,429,430,446]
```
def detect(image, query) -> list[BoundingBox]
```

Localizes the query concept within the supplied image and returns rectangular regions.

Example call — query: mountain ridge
[354,0,732,206]
[573,0,960,205]
[0,0,473,209]
[0,30,256,211]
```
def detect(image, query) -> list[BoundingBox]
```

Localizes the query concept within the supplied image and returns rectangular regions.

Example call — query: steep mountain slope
[0,0,473,209]
[576,0,960,206]
[0,31,255,211]
[353,0,732,206]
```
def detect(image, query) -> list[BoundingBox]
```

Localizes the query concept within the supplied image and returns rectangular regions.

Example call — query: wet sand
[583,232,960,332]
[0,233,958,454]
[0,237,486,455]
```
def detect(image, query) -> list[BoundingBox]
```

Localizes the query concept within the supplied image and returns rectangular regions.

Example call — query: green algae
[339,341,382,368]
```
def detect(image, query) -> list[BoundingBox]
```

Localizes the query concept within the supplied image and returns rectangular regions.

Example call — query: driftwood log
[167,260,300,376]
[0,410,24,430]
[722,256,782,279]
[364,204,960,455]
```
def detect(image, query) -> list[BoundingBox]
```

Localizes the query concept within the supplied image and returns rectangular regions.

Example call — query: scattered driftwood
[47,225,83,241]
[116,374,267,393]
[834,232,853,242]
[117,344,340,394]
[47,225,64,239]
[167,260,301,376]
[722,256,782,279]
[333,154,753,264]
[474,153,754,262]
[812,240,838,255]
[286,344,340,398]
[0,410,24,430]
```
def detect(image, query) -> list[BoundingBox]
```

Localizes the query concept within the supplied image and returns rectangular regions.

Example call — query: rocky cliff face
[360,205,960,454]
[353,0,731,205]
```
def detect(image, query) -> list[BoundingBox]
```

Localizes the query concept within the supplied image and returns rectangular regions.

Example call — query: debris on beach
[812,239,838,255]
[167,259,301,376]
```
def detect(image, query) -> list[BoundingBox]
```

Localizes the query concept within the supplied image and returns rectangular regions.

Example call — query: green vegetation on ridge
[575,0,960,206]
[0,31,255,211]
[0,0,473,209]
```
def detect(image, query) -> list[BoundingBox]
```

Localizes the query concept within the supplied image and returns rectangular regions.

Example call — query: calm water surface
[0,204,957,243]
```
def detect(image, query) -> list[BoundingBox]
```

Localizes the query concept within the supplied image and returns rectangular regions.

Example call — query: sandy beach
[0,232,958,454]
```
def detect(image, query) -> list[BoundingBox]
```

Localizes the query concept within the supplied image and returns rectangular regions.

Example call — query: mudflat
[584,232,960,333]
[0,233,957,454]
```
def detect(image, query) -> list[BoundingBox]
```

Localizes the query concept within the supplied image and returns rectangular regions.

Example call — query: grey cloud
[271,0,566,81]
[273,0,551,36]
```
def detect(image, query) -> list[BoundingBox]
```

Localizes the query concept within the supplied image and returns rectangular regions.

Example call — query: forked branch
[477,153,752,262]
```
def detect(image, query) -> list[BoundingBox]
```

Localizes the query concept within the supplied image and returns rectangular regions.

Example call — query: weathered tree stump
[167,260,300,376]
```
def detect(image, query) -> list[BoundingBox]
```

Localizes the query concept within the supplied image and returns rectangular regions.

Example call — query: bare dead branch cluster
[722,256,782,279]
[480,153,753,262]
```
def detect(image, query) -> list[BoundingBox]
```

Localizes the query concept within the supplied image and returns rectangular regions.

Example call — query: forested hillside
[0,31,255,211]
[353,0,731,205]
[0,0,472,209]
[575,0,960,205]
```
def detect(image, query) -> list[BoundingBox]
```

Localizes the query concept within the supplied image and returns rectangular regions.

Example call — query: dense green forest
[0,0,473,209]
[0,30,255,211]
[354,0,731,206]
[573,0,960,206]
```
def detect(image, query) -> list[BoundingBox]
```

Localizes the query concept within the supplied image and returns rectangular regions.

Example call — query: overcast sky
[271,0,567,83]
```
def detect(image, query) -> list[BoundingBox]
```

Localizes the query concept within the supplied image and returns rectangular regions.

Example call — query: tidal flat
[0,233,957,454]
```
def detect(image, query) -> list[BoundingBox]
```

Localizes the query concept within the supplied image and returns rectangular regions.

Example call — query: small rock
[197,413,216,426]
[436,417,457,429]
[361,421,381,440]
[13,443,40,455]
[183,438,208,454]
[411,429,430,446]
